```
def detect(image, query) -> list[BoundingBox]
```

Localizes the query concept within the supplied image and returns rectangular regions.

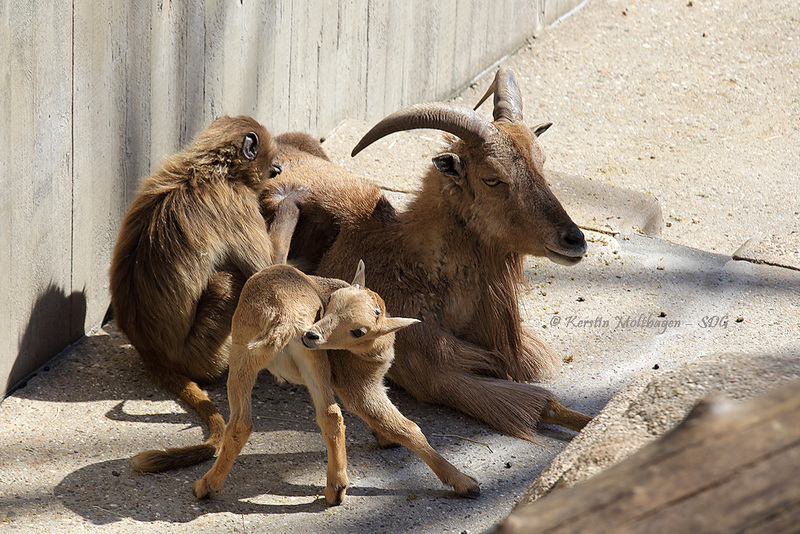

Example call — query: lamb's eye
[351,328,366,339]
[482,177,501,187]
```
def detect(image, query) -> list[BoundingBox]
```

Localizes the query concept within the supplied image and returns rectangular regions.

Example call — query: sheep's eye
[242,132,259,161]
[482,177,501,187]
[351,328,366,339]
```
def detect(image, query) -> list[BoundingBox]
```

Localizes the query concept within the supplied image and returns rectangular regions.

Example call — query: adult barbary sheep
[261,68,591,439]
[110,116,303,472]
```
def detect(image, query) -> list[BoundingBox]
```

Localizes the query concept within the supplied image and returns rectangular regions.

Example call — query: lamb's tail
[441,372,590,439]
[129,368,224,472]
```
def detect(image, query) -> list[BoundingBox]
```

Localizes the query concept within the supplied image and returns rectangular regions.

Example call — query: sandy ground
[505,0,799,256]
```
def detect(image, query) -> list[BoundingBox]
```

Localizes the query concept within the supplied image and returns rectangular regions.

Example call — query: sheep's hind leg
[193,344,259,499]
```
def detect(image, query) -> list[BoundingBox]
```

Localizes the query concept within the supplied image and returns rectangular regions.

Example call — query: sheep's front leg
[319,402,347,505]
[193,345,260,499]
[298,353,348,505]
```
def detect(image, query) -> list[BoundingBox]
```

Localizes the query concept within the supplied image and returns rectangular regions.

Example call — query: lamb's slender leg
[297,353,348,506]
[193,344,260,499]
[336,377,479,498]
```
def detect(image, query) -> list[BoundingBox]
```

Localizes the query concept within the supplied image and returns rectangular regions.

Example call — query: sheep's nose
[560,224,586,252]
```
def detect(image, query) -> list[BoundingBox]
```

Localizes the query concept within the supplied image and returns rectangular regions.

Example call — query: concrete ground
[1,0,798,532]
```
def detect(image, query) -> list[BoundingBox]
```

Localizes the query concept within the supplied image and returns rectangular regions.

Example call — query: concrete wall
[0,0,584,395]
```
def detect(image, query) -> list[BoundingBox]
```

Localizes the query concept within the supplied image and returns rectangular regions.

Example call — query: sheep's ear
[379,317,420,336]
[351,259,366,287]
[432,153,466,185]
[533,122,552,137]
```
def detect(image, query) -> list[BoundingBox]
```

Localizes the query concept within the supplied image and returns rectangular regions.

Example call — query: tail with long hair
[440,372,589,439]
[129,367,225,472]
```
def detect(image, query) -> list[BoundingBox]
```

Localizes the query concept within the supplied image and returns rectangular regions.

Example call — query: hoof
[192,478,216,500]
[454,475,480,499]
[324,484,347,506]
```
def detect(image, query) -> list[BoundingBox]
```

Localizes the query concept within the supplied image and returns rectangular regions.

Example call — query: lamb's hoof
[324,484,347,506]
[192,478,217,499]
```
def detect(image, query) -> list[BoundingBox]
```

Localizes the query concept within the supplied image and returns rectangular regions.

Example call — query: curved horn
[473,67,524,123]
[351,103,496,157]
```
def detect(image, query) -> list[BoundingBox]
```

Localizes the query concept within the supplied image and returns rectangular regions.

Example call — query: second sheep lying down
[192,261,480,505]
[262,68,591,441]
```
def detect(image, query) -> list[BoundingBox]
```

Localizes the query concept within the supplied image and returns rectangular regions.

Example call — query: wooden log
[496,379,800,533]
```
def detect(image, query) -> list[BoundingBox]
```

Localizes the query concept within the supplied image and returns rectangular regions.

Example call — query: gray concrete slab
[458,0,800,258]
[539,169,664,237]
[734,234,800,272]
[0,322,572,533]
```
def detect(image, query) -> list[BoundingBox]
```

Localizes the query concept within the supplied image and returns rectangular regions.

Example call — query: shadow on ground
[52,451,408,525]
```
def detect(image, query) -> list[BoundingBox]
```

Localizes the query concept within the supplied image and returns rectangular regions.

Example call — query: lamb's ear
[432,153,466,185]
[351,259,366,288]
[380,317,420,336]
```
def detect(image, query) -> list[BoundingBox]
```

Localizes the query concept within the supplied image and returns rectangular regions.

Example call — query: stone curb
[511,349,800,510]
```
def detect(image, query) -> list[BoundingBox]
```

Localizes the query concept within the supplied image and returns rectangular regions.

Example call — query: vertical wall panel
[381,2,411,116]
[253,1,280,130]
[270,1,294,132]
[72,2,154,352]
[335,0,369,125]
[149,0,207,164]
[0,1,74,393]
[314,0,341,136]
[226,1,262,117]
[288,1,322,131]
[202,0,229,119]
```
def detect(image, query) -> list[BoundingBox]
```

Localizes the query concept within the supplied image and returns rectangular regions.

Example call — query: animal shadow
[53,451,402,525]
[8,283,87,395]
